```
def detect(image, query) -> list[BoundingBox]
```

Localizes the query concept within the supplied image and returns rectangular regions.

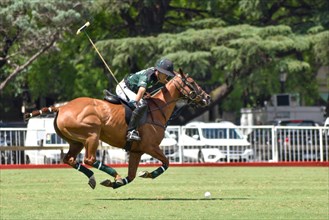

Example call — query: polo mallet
[76,22,129,100]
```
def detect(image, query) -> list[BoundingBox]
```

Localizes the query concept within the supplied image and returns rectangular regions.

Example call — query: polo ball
[204,191,211,198]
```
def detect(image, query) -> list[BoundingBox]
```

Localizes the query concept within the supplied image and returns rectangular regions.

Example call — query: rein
[146,74,200,128]
[146,97,181,129]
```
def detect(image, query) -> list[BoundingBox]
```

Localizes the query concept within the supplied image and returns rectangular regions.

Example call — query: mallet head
[76,21,90,35]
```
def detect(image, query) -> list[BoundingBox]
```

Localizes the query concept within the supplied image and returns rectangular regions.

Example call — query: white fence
[1,125,328,165]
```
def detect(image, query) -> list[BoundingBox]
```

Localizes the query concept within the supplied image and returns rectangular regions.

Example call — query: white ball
[204,191,211,198]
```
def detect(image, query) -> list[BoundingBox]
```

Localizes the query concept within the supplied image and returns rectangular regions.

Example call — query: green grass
[0,167,328,220]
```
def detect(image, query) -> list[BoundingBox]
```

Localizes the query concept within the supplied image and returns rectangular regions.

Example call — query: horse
[24,69,211,189]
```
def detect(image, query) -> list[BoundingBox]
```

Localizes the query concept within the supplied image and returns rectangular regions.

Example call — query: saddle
[103,90,121,104]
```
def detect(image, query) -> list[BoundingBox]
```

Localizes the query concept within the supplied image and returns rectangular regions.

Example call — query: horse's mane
[149,70,184,100]
[149,76,174,100]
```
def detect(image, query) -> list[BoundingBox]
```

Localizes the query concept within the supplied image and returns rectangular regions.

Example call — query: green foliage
[1,0,329,121]
[95,22,324,109]
[74,63,106,98]
[313,31,329,65]
[238,0,329,33]
[239,0,262,20]
[28,52,77,101]
[188,18,226,29]
[222,85,244,112]
[167,51,212,80]
[0,0,87,57]
[0,0,91,110]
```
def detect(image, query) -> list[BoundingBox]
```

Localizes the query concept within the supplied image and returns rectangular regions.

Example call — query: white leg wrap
[123,178,129,184]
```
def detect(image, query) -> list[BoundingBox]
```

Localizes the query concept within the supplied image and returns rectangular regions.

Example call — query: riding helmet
[155,58,175,77]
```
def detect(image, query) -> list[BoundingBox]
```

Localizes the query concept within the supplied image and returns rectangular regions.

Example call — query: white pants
[116,80,136,102]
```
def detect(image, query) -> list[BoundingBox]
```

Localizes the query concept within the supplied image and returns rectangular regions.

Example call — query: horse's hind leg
[82,134,122,187]
[139,147,169,179]
[63,142,96,189]
[55,115,96,189]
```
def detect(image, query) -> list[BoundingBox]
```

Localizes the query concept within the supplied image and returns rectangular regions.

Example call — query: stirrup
[127,130,141,141]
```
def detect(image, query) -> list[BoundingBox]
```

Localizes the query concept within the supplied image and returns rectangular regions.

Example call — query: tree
[0,0,90,92]
[96,24,327,124]
[239,0,329,32]
[1,0,328,123]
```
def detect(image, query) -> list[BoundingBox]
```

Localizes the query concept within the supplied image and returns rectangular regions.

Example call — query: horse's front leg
[93,160,123,187]
[100,151,142,189]
[139,146,169,179]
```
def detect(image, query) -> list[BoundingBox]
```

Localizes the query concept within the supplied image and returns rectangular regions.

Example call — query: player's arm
[135,87,146,102]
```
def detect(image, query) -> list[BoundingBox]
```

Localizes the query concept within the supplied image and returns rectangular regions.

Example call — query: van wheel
[197,150,204,163]
[25,155,30,164]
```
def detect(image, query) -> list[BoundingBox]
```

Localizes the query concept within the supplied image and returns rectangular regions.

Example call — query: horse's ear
[179,68,186,78]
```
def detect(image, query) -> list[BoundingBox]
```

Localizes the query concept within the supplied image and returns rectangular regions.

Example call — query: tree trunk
[0,34,58,92]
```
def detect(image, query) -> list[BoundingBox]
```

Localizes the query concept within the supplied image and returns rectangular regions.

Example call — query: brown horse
[25,69,210,189]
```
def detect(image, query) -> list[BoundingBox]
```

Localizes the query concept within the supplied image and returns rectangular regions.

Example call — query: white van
[24,117,68,164]
[179,121,253,162]
[140,131,178,163]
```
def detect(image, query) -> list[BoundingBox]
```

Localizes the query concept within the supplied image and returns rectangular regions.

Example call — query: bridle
[147,72,209,128]
[172,74,204,103]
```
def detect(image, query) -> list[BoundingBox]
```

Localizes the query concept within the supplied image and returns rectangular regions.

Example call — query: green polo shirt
[125,68,157,93]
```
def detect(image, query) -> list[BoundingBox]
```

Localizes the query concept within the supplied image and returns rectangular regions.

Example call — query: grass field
[0,166,328,220]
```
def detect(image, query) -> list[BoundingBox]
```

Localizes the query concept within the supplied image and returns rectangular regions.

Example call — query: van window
[229,128,244,139]
[46,133,67,145]
[201,128,243,139]
[185,128,199,138]
[229,128,238,139]
[202,128,226,139]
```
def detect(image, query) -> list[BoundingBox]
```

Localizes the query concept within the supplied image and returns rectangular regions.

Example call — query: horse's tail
[24,106,59,120]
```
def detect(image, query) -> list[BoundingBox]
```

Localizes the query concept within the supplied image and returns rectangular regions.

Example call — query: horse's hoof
[115,178,124,185]
[88,175,96,189]
[100,179,113,187]
[138,170,151,178]
[112,179,125,189]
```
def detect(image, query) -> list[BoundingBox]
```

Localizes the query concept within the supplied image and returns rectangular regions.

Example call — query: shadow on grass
[95,197,250,201]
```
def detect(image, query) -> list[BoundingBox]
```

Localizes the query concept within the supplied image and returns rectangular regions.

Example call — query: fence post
[319,127,323,162]
[178,126,183,164]
[226,128,230,163]
[272,126,278,162]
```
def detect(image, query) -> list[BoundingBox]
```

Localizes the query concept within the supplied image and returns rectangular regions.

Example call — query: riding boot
[127,100,148,142]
